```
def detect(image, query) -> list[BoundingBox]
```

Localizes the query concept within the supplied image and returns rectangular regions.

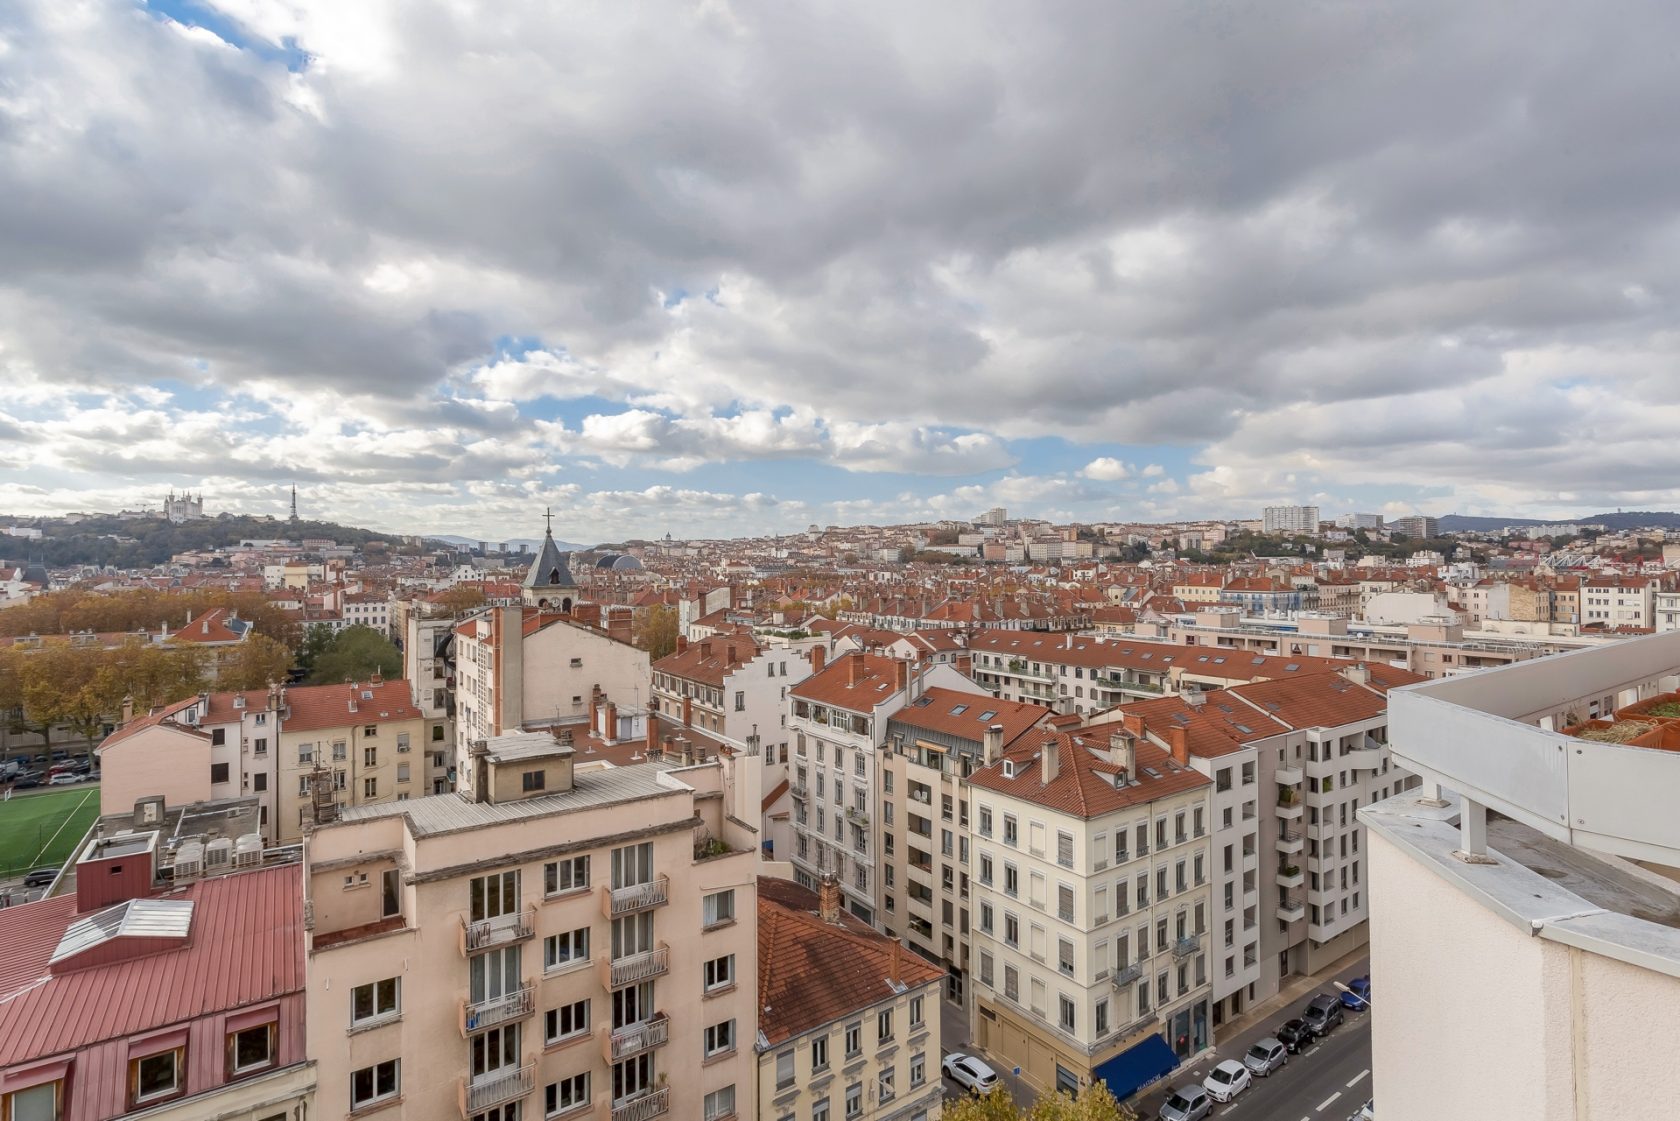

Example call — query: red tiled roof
[97,695,203,754]
[283,678,419,733]
[968,730,1209,818]
[757,878,943,1047]
[0,865,304,1065]
[167,607,248,644]
[788,652,906,713]
[651,636,762,688]
[889,687,1050,747]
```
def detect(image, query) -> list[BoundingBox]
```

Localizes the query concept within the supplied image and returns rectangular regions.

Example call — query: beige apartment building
[756,876,946,1121]
[966,729,1214,1100]
[304,731,760,1121]
[878,688,1052,1008]
[277,678,428,842]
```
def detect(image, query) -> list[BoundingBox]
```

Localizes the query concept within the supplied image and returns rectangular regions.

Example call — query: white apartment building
[1370,632,1680,1121]
[304,733,761,1121]
[1581,573,1660,629]
[786,651,966,924]
[404,608,460,793]
[1262,506,1320,535]
[967,729,1214,1100]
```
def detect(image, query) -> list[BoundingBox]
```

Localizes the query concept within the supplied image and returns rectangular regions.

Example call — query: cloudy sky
[3,1,1678,542]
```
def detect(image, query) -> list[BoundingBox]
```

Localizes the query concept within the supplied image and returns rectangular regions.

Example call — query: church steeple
[522,508,577,610]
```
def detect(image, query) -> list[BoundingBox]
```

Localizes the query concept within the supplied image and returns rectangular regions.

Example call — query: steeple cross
[544,507,554,536]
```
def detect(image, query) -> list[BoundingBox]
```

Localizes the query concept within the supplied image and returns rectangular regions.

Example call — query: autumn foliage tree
[942,1085,1139,1121]
[218,635,295,691]
[632,605,679,661]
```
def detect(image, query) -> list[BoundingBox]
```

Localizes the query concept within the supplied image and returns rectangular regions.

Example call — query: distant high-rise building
[977,506,1008,527]
[1390,515,1439,539]
[1262,505,1320,535]
[1339,513,1384,530]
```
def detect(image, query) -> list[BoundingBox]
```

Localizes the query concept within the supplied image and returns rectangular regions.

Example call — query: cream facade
[304,739,760,1121]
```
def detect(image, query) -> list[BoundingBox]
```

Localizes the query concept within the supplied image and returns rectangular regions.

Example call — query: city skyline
[6,2,1680,542]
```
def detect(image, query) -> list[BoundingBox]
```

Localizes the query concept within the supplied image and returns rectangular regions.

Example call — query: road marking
[1347,1069,1369,1087]
[1316,1092,1341,1111]
[26,787,96,868]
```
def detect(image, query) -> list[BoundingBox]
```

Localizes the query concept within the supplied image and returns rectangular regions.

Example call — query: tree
[295,623,338,679]
[633,605,679,661]
[435,585,489,616]
[19,645,115,758]
[219,635,294,691]
[99,640,207,712]
[306,626,403,685]
[943,1084,1139,1121]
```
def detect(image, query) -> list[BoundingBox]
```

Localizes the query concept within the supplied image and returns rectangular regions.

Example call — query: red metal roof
[0,865,305,1066]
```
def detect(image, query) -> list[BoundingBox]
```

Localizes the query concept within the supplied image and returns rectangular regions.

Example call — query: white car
[941,1053,999,1094]
[1203,1059,1252,1103]
[48,772,86,785]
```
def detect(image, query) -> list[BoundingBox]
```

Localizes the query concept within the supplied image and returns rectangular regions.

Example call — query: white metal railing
[464,1064,534,1114]
[463,982,533,1034]
[462,908,534,952]
[612,1088,670,1121]
[602,944,670,989]
[605,1013,670,1061]
[604,876,670,917]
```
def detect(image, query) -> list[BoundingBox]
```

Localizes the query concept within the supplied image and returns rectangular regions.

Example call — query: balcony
[461,1064,534,1116]
[602,876,670,918]
[600,943,670,989]
[460,982,534,1035]
[1277,829,1304,855]
[1277,896,1305,922]
[1171,933,1201,960]
[612,1089,670,1121]
[602,1013,670,1062]
[461,907,535,954]
[1112,961,1144,986]
[1275,866,1304,890]
[1275,766,1303,786]
[1275,794,1303,821]
[791,782,809,800]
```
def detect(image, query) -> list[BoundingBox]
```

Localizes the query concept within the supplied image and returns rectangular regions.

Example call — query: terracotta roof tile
[283,678,419,733]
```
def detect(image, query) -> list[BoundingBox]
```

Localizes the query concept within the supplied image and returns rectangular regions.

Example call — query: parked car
[1346,1100,1375,1121]
[1158,1085,1212,1121]
[1276,1017,1312,1053]
[941,1053,999,1094]
[1243,1037,1289,1077]
[22,868,57,888]
[1203,1059,1252,1103]
[11,774,42,790]
[1302,994,1345,1037]
[48,772,86,785]
[1340,976,1372,1009]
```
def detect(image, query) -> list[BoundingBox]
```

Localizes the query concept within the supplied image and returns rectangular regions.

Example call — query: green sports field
[0,786,101,880]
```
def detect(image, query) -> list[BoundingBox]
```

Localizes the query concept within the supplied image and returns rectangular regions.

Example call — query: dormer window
[1002,760,1017,779]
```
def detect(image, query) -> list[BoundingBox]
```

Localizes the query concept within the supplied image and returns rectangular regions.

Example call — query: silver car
[1158,1084,1212,1121]
[1243,1036,1288,1077]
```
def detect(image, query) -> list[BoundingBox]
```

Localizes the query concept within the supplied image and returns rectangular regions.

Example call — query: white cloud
[1080,457,1130,481]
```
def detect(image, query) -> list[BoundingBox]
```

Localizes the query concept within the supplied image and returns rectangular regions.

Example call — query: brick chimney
[120,694,134,726]
[893,659,910,694]
[603,702,618,745]
[645,713,659,754]
[1167,725,1190,766]
[810,645,827,673]
[983,724,1004,767]
[818,871,842,924]
[1040,736,1061,785]
[676,635,689,655]
[682,695,693,727]
[846,651,865,687]
[1122,710,1146,738]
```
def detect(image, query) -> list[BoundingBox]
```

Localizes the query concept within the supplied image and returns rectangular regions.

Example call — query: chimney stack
[1341,662,1371,686]
[676,634,688,655]
[645,711,659,754]
[818,872,842,924]
[120,694,134,726]
[682,695,694,728]
[1109,730,1135,779]
[846,651,865,687]
[983,724,1004,766]
[810,645,827,674]
[603,702,618,745]
[1167,725,1190,766]
[1122,711,1146,738]
[893,659,910,694]
[1040,736,1061,785]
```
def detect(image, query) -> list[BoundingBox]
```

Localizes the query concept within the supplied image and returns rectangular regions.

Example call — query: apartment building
[403,607,460,793]
[1581,573,1660,629]
[1369,633,1680,1120]
[968,632,1177,716]
[1387,515,1438,539]
[1261,506,1319,535]
[756,876,946,1121]
[95,678,425,844]
[277,677,428,841]
[453,604,649,795]
[304,732,760,1121]
[966,729,1214,1099]
[650,634,808,755]
[878,688,1053,1006]
[786,651,967,924]
[0,852,313,1121]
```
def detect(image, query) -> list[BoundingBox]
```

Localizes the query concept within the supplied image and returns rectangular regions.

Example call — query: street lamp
[1332,981,1371,1009]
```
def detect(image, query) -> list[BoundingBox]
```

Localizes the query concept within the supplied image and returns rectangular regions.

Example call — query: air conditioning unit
[205,837,233,870]
[233,833,263,868]
[172,840,205,881]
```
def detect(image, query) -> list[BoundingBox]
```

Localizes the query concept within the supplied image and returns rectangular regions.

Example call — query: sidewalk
[1215,944,1370,1042]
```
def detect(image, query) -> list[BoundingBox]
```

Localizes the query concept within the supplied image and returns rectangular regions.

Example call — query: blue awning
[1093,1032,1180,1101]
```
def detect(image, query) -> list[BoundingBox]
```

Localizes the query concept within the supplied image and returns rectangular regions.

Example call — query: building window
[704,1019,736,1057]
[211,762,230,784]
[1059,995,1076,1031]
[545,999,590,1045]
[812,1035,829,1071]
[910,1051,926,1087]
[704,1085,737,1120]
[544,928,590,971]
[1056,830,1074,868]
[877,1008,894,1043]
[845,1082,863,1120]
[909,994,924,1028]
[253,737,268,756]
[844,1021,862,1059]
[522,770,546,792]
[252,773,268,792]
[544,1072,589,1117]
[351,978,400,1025]
[1002,814,1018,847]
[470,871,520,922]
[364,746,378,767]
[350,1059,400,1111]
[877,1068,895,1103]
[813,1098,830,1121]
[704,954,735,992]
[229,1021,276,1075]
[131,1048,183,1106]
[299,743,314,764]
[4,1082,60,1121]
[776,1050,795,1090]
[544,856,590,896]
[363,777,378,798]
[703,889,736,928]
